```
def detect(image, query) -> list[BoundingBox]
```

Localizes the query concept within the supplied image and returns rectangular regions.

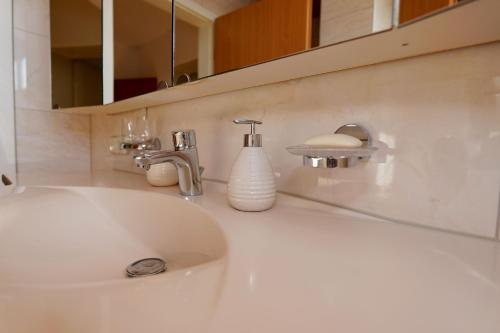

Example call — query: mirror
[49,0,477,108]
[50,0,103,109]
[398,0,469,25]
[113,0,173,101]
[172,0,394,83]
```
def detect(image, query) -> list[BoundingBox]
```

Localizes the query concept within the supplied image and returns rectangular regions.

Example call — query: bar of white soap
[304,134,363,148]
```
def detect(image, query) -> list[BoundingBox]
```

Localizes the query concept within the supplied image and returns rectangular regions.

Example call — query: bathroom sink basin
[0,186,226,285]
[0,186,227,333]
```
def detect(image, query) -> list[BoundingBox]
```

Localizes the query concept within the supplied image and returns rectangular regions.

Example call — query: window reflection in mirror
[50,0,103,109]
[173,0,394,82]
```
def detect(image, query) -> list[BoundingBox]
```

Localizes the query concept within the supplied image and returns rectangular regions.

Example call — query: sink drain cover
[126,258,167,278]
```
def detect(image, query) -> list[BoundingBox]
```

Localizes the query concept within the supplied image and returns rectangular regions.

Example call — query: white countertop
[11,171,500,332]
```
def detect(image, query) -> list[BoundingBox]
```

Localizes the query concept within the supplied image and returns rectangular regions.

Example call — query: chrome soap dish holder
[286,124,377,169]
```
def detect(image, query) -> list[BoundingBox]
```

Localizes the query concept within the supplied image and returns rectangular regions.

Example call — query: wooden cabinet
[399,0,458,24]
[214,0,313,74]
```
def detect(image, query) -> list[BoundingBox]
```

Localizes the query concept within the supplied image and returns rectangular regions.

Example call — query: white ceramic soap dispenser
[228,119,276,212]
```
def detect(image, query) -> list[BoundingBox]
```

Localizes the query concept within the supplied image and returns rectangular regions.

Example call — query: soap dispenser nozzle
[233,119,263,147]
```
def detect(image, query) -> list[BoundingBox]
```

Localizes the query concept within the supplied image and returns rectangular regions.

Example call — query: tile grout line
[13,26,50,39]
[496,186,500,239]
[88,115,93,172]
[16,107,90,117]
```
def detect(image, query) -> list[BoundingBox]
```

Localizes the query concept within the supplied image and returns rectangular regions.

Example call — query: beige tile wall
[92,42,500,238]
[13,0,91,178]
[16,109,90,174]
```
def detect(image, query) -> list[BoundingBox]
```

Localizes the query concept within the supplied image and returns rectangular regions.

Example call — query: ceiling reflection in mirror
[173,0,394,83]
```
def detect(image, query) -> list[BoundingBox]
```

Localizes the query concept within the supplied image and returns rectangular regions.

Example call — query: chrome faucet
[135,129,203,196]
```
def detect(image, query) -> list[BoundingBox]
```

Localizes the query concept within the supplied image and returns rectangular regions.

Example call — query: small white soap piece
[304,134,363,148]
[146,163,178,187]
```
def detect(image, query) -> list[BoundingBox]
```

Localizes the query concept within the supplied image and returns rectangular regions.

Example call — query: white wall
[0,0,16,186]
[114,19,198,82]
[51,53,74,108]
[114,37,169,80]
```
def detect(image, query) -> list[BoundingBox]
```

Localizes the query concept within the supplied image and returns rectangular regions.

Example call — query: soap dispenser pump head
[233,119,263,147]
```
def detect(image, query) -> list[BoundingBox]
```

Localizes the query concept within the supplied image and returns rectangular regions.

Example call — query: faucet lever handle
[172,129,196,151]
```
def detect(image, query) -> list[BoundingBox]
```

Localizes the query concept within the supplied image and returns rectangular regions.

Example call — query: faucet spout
[134,130,203,196]
[135,150,189,170]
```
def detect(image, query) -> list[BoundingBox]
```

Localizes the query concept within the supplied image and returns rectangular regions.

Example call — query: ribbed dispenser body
[227,147,276,212]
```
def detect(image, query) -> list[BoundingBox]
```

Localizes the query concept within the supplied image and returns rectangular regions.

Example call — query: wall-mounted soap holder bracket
[286,124,378,169]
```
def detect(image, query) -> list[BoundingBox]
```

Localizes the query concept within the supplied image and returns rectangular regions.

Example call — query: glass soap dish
[286,145,377,158]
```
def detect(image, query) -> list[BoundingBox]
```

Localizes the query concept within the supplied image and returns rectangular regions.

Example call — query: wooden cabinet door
[214,0,313,74]
[399,0,458,24]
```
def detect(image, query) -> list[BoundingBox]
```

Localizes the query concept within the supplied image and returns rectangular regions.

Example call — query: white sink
[0,186,227,332]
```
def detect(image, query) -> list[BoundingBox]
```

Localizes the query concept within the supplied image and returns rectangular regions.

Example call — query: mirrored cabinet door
[50,0,478,107]
[113,0,173,101]
[50,0,103,109]
[173,0,394,83]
